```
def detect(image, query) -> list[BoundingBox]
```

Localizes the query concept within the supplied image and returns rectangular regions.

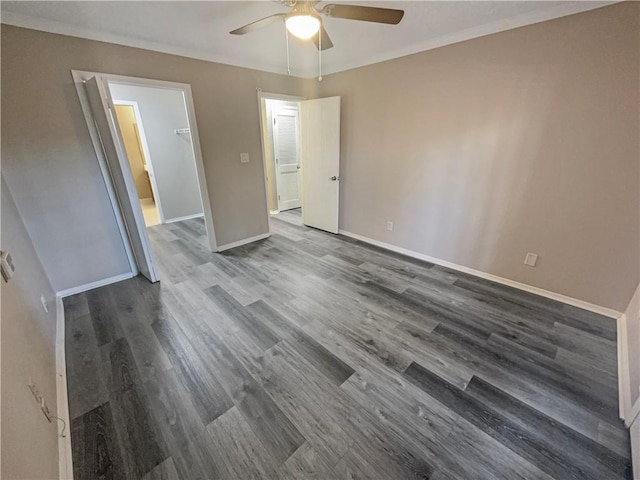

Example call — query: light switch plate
[240,153,250,163]
[524,253,538,267]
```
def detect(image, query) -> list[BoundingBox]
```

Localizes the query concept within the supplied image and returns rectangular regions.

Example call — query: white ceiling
[1,1,613,78]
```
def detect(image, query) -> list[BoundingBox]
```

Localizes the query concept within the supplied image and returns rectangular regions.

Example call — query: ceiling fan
[230,1,405,51]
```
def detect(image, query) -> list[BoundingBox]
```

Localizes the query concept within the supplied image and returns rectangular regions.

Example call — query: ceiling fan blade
[230,14,286,35]
[312,25,334,50]
[322,4,404,24]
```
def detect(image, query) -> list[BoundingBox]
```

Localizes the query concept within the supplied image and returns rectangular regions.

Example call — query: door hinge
[276,158,279,164]
[273,118,276,125]
[278,195,281,200]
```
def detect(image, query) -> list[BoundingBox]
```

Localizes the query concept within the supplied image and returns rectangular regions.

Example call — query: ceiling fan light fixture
[285,14,320,40]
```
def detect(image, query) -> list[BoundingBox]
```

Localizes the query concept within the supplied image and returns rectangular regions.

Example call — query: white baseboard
[619,314,632,421]
[217,233,270,252]
[621,315,640,426]
[55,296,73,479]
[164,213,204,224]
[56,272,134,298]
[631,417,640,480]
[629,395,640,429]
[338,229,622,320]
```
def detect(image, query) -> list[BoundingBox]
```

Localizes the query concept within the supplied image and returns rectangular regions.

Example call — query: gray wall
[1,177,59,479]
[1,25,306,292]
[110,83,203,222]
[312,2,640,311]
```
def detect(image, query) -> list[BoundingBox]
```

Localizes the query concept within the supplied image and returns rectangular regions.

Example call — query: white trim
[618,311,640,427]
[180,83,218,252]
[56,272,134,298]
[258,93,275,236]
[1,3,614,78]
[629,395,640,428]
[628,387,640,480]
[258,92,305,102]
[164,213,204,224]
[55,296,73,479]
[71,70,138,277]
[217,233,270,252]
[112,99,166,224]
[619,313,632,421]
[632,421,640,480]
[338,229,623,320]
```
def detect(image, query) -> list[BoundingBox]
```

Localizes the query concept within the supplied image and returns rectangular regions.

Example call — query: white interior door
[300,96,341,233]
[273,105,301,211]
[84,76,159,282]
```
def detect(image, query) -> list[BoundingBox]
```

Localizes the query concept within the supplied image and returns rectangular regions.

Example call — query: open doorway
[112,101,160,226]
[73,70,217,283]
[110,82,205,229]
[259,92,341,234]
[263,98,302,215]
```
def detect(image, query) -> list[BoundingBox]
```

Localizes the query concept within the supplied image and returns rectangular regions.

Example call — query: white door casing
[273,104,302,211]
[84,76,159,282]
[300,96,341,234]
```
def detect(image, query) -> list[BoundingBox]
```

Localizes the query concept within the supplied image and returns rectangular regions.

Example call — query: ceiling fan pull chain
[318,28,322,82]
[285,25,291,76]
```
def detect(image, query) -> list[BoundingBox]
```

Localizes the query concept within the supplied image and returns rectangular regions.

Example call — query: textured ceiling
[1,1,613,77]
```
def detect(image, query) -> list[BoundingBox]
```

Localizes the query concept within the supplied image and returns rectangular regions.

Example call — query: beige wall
[1,176,59,479]
[1,25,306,291]
[314,2,640,311]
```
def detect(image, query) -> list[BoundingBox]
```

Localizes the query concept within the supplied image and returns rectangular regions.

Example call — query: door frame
[256,89,305,235]
[112,100,166,224]
[72,70,218,274]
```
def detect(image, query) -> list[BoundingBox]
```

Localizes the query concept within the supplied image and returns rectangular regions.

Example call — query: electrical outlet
[240,153,250,163]
[386,221,393,231]
[524,253,538,267]
[40,294,48,313]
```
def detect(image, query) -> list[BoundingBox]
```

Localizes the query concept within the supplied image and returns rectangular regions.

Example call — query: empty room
[1,1,639,479]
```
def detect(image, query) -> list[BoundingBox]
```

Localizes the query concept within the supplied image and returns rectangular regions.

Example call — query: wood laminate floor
[64,209,632,479]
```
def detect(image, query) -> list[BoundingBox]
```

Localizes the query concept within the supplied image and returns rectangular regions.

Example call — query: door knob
[329,176,339,181]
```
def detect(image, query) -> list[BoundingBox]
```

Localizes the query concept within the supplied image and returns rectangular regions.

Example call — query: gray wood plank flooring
[65,208,632,479]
